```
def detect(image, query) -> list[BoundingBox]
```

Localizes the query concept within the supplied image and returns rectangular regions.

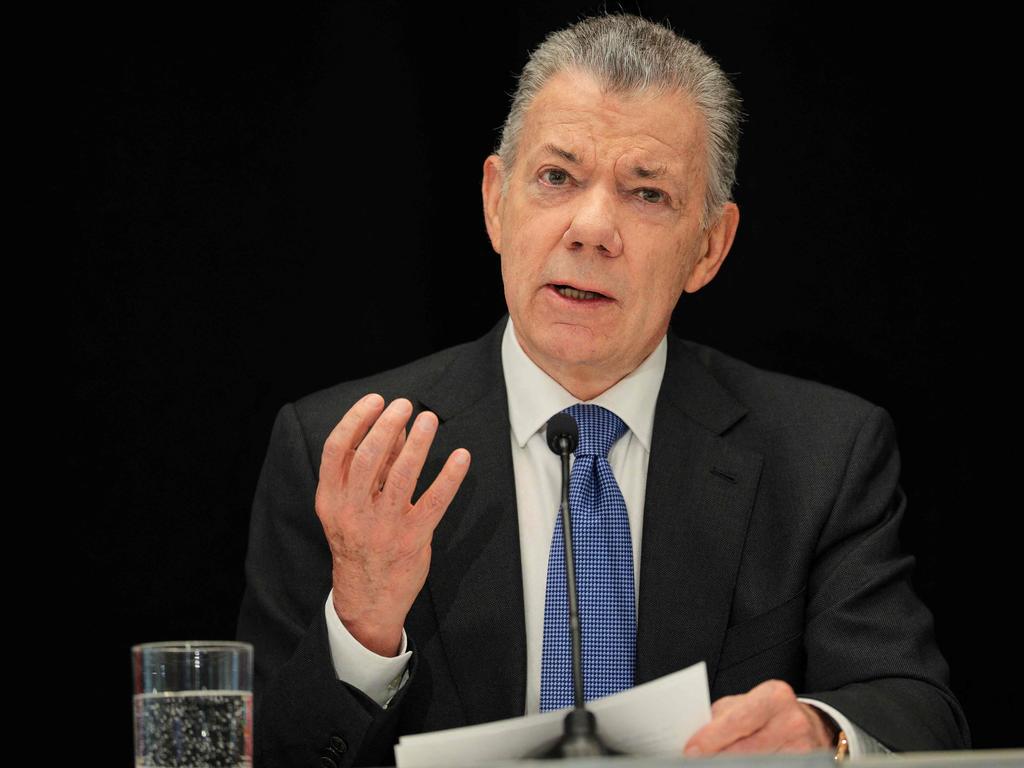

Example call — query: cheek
[502,230,546,286]
[510,204,566,256]
[500,251,533,309]
[661,241,699,293]
[634,251,692,322]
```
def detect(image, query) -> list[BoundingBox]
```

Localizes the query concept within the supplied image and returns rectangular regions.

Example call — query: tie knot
[562,403,627,458]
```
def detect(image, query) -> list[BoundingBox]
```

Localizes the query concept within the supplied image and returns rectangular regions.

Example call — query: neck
[542,363,629,402]
[513,333,659,402]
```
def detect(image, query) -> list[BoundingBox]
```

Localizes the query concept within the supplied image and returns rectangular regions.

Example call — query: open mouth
[551,284,610,300]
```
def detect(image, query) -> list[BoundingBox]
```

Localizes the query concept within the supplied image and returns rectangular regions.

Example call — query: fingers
[717,703,821,754]
[377,422,407,493]
[319,393,386,489]
[685,680,806,756]
[410,447,471,529]
[347,398,414,498]
[381,409,440,504]
[318,392,470,530]
[377,409,472,522]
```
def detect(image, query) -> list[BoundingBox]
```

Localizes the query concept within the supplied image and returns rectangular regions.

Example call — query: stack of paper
[395,661,710,767]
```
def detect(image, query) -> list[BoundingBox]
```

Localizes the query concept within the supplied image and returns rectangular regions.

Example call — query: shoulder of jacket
[672,335,884,429]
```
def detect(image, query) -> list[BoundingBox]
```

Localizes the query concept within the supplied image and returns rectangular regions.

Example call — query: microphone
[538,412,617,759]
[546,413,578,456]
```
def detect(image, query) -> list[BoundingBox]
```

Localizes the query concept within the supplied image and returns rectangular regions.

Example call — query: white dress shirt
[322,318,887,755]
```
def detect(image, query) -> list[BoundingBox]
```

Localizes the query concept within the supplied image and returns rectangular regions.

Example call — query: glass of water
[132,641,253,767]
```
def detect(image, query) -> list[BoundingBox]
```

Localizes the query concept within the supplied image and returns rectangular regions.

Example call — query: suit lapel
[416,316,527,725]
[635,332,764,692]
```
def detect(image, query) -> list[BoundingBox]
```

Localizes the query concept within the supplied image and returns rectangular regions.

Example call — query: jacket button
[330,735,348,753]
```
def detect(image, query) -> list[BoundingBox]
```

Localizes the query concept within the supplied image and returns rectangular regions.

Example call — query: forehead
[519,70,705,185]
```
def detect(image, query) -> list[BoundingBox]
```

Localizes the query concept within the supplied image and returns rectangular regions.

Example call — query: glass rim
[131,641,253,653]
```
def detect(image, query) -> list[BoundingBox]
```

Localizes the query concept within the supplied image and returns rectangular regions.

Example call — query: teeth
[557,286,602,300]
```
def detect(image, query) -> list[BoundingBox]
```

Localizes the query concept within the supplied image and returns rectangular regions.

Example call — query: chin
[536,330,608,367]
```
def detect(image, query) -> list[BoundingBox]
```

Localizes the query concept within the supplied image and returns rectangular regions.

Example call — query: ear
[481,154,505,254]
[684,202,740,293]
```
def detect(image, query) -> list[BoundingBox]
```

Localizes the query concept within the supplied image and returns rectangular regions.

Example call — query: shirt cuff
[324,588,412,708]
[799,697,892,758]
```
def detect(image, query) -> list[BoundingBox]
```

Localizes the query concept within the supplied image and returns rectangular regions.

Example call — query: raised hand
[315,393,471,656]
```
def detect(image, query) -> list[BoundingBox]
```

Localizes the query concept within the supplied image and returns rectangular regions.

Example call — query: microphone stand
[537,416,618,759]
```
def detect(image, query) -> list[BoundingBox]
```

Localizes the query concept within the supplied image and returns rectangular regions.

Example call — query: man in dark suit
[237,12,968,766]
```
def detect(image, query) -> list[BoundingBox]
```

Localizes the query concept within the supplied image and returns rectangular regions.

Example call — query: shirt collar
[501,317,667,452]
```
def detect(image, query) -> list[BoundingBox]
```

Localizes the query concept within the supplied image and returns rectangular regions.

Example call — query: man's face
[482,69,738,393]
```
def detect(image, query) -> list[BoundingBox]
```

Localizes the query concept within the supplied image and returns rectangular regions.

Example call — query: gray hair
[494,12,744,231]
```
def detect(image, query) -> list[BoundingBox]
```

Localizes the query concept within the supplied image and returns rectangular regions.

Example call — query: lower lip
[545,285,614,308]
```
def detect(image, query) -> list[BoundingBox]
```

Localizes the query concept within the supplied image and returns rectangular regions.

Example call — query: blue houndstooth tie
[540,403,635,711]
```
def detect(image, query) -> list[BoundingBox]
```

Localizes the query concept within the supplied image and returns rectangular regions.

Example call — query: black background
[68,1,1016,760]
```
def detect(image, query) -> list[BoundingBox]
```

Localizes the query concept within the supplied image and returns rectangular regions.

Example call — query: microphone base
[537,708,620,759]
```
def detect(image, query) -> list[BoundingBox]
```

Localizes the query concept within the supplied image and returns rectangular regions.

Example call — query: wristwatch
[834,730,849,761]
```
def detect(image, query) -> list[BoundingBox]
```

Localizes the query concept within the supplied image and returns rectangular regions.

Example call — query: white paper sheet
[395,661,710,767]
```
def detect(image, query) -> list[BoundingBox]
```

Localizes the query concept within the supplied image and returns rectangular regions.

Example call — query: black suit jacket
[237,315,969,767]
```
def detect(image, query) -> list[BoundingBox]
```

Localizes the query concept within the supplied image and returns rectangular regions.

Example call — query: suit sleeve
[235,402,413,767]
[800,405,970,751]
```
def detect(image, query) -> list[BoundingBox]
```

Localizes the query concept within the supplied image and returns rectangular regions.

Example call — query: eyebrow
[540,142,671,181]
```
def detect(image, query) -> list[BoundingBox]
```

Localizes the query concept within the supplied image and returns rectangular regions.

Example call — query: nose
[561,184,623,257]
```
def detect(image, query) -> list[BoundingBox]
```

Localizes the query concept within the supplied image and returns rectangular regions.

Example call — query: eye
[636,188,666,204]
[539,168,571,186]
